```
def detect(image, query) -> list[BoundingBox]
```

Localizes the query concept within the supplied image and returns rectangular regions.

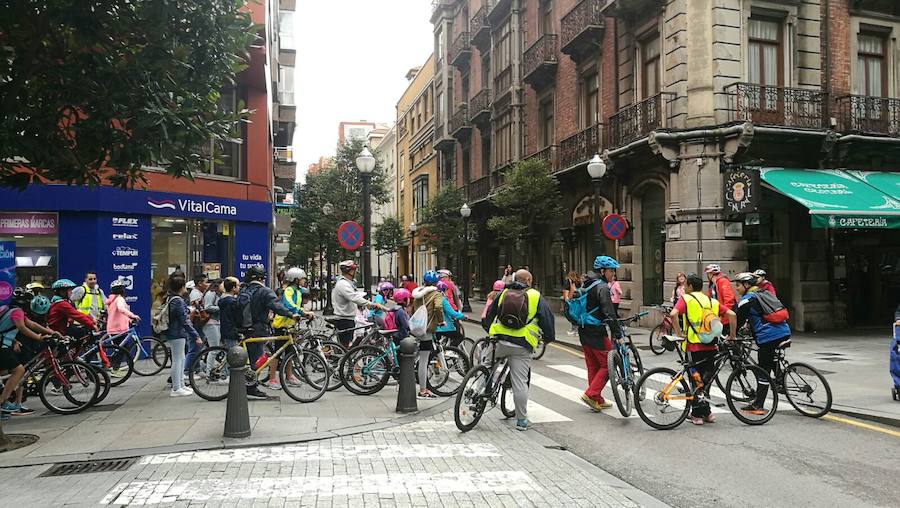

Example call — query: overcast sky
[292,0,434,181]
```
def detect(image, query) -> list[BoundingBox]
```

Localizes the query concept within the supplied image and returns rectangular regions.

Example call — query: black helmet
[245,265,266,281]
[12,288,33,309]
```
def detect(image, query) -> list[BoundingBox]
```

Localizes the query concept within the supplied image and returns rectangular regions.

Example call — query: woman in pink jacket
[105,279,140,334]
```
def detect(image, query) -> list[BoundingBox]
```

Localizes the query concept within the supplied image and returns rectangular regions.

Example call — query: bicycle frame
[237,332,302,379]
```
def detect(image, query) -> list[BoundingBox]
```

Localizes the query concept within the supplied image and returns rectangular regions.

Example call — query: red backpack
[755,291,789,324]
[382,309,398,331]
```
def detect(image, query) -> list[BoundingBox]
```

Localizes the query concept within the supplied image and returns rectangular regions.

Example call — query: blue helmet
[423,270,440,285]
[593,256,620,270]
[51,279,77,290]
[30,295,51,315]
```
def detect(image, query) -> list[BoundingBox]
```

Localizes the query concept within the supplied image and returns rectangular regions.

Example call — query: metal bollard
[396,337,419,413]
[223,346,251,438]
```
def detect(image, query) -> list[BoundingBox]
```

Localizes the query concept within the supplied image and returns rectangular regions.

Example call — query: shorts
[0,347,22,371]
[273,328,292,353]
[419,338,434,352]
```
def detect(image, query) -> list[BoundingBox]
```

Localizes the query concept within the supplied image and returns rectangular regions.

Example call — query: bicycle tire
[782,362,832,418]
[101,344,134,387]
[321,340,347,392]
[500,380,516,419]
[454,365,491,432]
[456,337,476,359]
[280,350,329,403]
[648,324,666,355]
[189,346,230,401]
[726,365,778,425]
[428,346,471,397]
[129,336,169,376]
[607,349,632,417]
[634,367,690,430]
[91,364,111,406]
[629,343,645,378]
[340,345,391,396]
[531,340,546,360]
[469,337,491,365]
[39,360,101,415]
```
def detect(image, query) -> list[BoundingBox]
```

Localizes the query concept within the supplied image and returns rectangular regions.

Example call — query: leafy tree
[488,158,563,243]
[0,0,254,188]
[418,184,466,266]
[374,216,404,278]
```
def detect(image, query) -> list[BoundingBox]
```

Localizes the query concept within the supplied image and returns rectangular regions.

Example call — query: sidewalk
[0,371,445,467]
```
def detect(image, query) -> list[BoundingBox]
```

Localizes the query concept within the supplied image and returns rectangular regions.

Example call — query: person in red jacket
[753,269,777,296]
[47,279,96,336]
[705,264,736,334]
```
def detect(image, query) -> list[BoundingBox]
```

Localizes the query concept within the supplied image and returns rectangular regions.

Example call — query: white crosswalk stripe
[526,401,572,423]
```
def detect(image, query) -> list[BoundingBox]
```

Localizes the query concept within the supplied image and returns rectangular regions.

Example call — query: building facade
[338,121,379,145]
[274,0,299,269]
[370,125,398,279]
[397,56,440,278]
[431,0,900,330]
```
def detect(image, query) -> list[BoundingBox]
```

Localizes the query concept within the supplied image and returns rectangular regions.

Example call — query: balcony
[523,34,559,89]
[834,95,900,137]
[524,145,558,171]
[274,146,293,163]
[470,88,492,126]
[450,32,472,70]
[471,3,492,51]
[606,0,666,19]
[431,0,454,23]
[450,104,472,140]
[468,175,492,203]
[608,92,676,147]
[434,123,456,152]
[559,123,604,171]
[560,0,606,63]
[726,83,828,130]
[488,0,512,24]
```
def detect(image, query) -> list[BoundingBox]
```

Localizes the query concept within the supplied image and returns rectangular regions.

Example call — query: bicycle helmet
[378,281,395,294]
[436,280,449,292]
[731,272,757,284]
[593,256,620,270]
[25,282,45,294]
[704,264,722,274]
[30,295,51,315]
[12,289,32,309]
[339,260,358,273]
[51,279,77,290]
[285,267,307,282]
[392,288,411,305]
[110,278,129,290]
[245,265,266,280]
[437,269,452,278]
[492,280,506,291]
[753,269,767,278]
[422,270,439,285]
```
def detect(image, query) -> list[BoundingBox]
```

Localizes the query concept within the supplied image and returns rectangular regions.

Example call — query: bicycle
[454,336,519,432]
[188,323,329,403]
[647,303,674,355]
[634,335,777,429]
[606,312,647,417]
[110,326,170,376]
[296,318,347,392]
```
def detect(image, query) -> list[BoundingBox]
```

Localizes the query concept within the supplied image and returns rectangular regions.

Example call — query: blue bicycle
[606,312,647,417]
[108,326,170,376]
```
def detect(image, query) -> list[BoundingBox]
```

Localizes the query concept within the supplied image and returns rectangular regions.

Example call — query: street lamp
[322,201,334,315]
[408,221,418,279]
[587,154,608,257]
[459,203,472,312]
[356,146,376,294]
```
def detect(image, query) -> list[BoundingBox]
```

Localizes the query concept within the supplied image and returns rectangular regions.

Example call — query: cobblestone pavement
[1,410,662,507]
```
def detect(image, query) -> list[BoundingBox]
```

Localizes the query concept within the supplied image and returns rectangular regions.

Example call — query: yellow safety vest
[76,283,104,316]
[682,291,719,348]
[488,288,542,351]
[273,285,302,329]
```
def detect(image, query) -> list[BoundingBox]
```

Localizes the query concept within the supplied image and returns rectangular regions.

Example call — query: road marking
[527,401,573,423]
[822,415,900,438]
[530,371,635,419]
[374,421,457,433]
[101,472,541,504]
[549,342,584,358]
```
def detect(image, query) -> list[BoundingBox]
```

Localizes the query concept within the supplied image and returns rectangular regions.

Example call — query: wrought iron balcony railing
[560,0,606,62]
[468,175,492,202]
[434,123,455,151]
[450,31,472,70]
[607,92,676,147]
[471,3,492,50]
[524,145,558,171]
[523,34,558,89]
[450,104,472,140]
[725,83,828,129]
[834,95,900,137]
[470,88,492,126]
[559,123,604,171]
[488,0,512,24]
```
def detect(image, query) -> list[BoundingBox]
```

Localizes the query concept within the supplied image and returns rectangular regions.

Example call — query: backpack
[685,294,723,344]
[564,280,604,327]
[497,288,531,329]
[151,297,173,334]
[754,291,790,324]
[411,289,443,336]
[236,285,258,331]
[382,309,398,331]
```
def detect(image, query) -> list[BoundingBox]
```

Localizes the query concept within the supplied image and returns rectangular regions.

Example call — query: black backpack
[497,288,531,329]
[236,285,259,331]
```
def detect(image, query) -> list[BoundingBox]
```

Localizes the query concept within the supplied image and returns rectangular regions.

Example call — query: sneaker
[1,401,17,412]
[108,368,127,378]
[516,419,530,431]
[417,391,438,400]
[193,371,208,379]
[264,380,282,391]
[703,414,717,424]
[13,405,35,416]
[246,386,269,400]
[566,329,576,336]
[48,386,63,396]
[580,394,611,412]
[740,404,768,415]
[286,376,302,386]
[689,416,705,425]
[177,387,194,396]
[170,389,190,397]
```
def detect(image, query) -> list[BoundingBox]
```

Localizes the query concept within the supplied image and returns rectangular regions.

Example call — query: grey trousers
[495,341,532,421]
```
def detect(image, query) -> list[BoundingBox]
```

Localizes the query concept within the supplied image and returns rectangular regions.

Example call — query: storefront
[0,184,273,335]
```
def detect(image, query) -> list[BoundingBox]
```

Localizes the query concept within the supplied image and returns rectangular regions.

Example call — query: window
[858,33,887,97]
[481,54,491,89]
[641,34,661,98]
[279,11,295,50]
[748,17,782,111]
[278,66,294,105]
[539,96,555,148]
[437,29,445,64]
[437,91,445,124]
[494,21,512,91]
[495,111,513,166]
[202,87,242,178]
[462,146,471,184]
[462,73,470,103]
[579,72,599,127]
[481,134,492,175]
[413,176,429,221]
[539,0,554,36]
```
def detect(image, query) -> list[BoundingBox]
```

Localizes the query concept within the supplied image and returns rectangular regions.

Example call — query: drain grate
[39,458,137,477]
[544,445,567,451]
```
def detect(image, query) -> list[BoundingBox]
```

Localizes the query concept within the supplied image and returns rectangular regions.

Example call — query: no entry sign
[602,213,628,241]
[337,221,364,250]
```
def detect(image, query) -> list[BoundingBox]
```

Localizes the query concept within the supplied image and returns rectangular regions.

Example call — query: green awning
[760,168,900,229]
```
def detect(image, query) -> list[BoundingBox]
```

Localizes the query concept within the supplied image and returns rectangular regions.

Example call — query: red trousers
[583,338,613,403]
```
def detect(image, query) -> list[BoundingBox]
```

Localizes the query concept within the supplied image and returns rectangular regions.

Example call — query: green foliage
[488,159,563,242]
[418,184,465,261]
[0,0,254,188]
[374,216,405,256]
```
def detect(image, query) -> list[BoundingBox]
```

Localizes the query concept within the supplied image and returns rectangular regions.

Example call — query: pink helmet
[492,280,506,291]
[378,282,395,294]
[436,280,450,292]
[392,288,411,305]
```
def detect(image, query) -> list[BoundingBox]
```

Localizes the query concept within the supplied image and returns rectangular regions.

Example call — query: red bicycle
[648,303,674,355]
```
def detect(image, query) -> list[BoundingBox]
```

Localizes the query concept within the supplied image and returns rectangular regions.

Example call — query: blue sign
[234,222,270,280]
[0,242,15,307]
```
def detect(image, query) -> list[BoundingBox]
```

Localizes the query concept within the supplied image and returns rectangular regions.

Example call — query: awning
[760,168,900,229]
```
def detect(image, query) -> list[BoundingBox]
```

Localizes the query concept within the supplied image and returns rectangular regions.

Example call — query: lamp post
[322,202,334,315]
[587,154,608,257]
[408,222,418,279]
[356,147,376,295]
[459,203,472,312]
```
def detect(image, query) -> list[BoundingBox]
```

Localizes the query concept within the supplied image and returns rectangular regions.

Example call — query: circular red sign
[337,221,364,251]
[602,214,628,240]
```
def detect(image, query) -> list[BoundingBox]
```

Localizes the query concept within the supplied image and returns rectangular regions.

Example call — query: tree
[418,184,465,266]
[488,158,563,244]
[0,1,254,188]
[373,216,404,278]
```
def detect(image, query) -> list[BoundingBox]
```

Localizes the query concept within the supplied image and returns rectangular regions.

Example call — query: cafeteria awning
[760,168,900,229]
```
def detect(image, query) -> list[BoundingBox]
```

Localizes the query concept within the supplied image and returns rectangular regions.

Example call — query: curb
[829,405,900,429]
[0,398,453,470]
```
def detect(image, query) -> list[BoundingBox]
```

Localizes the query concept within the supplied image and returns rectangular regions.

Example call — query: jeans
[495,341,532,421]
[184,339,201,375]
[754,340,780,407]
[583,338,612,403]
[203,323,221,374]
[169,338,186,391]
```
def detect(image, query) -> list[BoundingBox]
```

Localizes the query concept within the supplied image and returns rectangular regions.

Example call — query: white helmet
[285,267,307,282]
[110,278,129,289]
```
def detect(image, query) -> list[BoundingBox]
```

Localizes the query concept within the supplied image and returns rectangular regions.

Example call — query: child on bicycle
[390,288,412,343]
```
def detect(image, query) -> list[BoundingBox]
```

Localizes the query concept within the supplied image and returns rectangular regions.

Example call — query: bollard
[396,337,419,413]
[223,346,252,438]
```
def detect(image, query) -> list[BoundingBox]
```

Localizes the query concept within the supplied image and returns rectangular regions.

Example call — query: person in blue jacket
[435,280,465,344]
[732,272,790,415]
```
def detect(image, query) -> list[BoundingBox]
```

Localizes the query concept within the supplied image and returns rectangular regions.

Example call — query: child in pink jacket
[105,279,140,334]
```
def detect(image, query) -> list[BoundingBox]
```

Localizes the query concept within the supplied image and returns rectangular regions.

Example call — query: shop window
[0,212,59,287]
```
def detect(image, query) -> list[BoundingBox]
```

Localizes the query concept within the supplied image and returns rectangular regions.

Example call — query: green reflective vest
[76,283,104,316]
[488,287,542,351]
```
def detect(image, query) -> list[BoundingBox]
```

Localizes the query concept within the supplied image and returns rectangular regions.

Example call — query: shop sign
[0,242,14,306]
[812,214,900,229]
[724,168,760,214]
[0,212,58,235]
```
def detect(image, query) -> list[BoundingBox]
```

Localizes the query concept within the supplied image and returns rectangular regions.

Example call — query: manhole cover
[39,458,137,477]
[0,433,39,453]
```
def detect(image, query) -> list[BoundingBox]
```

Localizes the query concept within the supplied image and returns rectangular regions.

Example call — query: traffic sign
[337,221,364,250]
[602,213,628,240]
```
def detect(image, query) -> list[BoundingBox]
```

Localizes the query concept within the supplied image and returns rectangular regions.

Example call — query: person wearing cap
[705,264,736,335]
[753,269,777,296]
[331,260,385,348]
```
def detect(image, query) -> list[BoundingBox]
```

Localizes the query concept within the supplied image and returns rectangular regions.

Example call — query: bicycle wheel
[782,362,832,418]
[189,346,229,401]
[649,324,667,355]
[454,365,491,432]
[634,367,691,430]
[91,365,111,406]
[456,337,476,359]
[721,360,756,403]
[469,337,491,365]
[531,340,546,360]
[280,350,329,403]
[321,341,347,392]
[129,336,169,376]
[429,346,471,397]
[101,344,134,387]
[341,345,391,396]
[500,378,516,419]
[39,360,101,415]
[607,349,632,417]
[726,365,778,425]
